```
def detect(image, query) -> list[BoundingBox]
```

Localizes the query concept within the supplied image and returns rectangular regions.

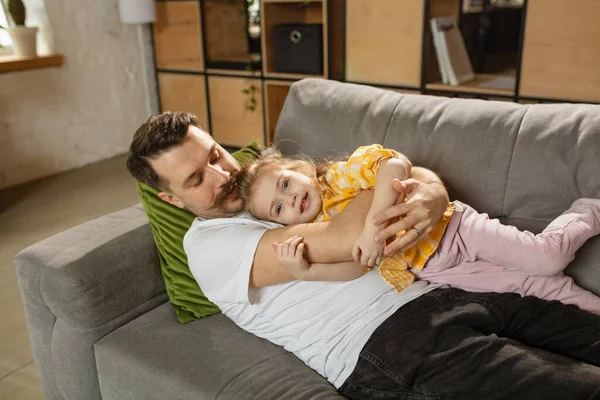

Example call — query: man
[127,112,600,400]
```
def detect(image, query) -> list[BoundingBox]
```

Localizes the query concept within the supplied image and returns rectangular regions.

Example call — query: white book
[430,17,450,84]
[431,16,475,86]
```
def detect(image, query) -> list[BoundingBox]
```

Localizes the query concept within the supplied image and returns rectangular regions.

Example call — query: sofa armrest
[15,204,168,400]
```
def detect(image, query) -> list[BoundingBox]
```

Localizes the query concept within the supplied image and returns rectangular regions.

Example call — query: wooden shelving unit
[151,0,600,150]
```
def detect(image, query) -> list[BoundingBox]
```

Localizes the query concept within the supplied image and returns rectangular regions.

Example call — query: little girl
[236,144,600,315]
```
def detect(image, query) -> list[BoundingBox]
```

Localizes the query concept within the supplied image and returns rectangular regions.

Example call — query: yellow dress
[314,144,455,292]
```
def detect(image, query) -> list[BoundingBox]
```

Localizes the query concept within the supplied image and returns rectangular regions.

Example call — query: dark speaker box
[273,23,323,75]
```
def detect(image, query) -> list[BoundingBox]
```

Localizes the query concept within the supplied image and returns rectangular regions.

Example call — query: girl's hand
[273,236,310,278]
[373,178,448,256]
[352,226,384,267]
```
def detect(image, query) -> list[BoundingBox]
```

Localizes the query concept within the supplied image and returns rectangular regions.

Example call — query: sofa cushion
[136,141,262,323]
[95,303,343,399]
[502,103,600,295]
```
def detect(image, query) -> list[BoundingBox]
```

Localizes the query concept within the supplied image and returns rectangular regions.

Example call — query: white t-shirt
[184,213,441,388]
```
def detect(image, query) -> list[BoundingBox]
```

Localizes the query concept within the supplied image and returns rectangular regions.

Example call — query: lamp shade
[118,0,155,24]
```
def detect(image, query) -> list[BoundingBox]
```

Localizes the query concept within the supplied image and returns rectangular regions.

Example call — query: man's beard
[186,181,242,219]
[210,180,236,212]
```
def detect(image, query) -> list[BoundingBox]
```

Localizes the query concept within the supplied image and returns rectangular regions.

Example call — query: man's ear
[158,191,185,209]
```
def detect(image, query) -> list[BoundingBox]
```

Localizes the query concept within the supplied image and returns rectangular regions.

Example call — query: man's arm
[352,158,411,266]
[373,167,450,256]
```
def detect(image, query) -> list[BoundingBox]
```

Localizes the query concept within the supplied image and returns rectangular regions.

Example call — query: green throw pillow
[136,141,262,323]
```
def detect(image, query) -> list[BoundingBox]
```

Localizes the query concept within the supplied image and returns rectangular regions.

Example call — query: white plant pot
[8,26,38,57]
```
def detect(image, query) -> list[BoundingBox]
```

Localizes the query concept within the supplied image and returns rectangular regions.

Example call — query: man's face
[150,126,243,219]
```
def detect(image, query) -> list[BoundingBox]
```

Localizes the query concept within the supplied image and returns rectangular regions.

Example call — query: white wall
[0,0,157,189]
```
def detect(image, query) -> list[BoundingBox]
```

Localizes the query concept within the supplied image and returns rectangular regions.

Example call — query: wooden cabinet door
[158,73,209,131]
[208,76,264,147]
[520,0,600,102]
[346,0,424,87]
[154,1,204,71]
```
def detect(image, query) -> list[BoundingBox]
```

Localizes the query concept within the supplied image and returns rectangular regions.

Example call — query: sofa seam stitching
[50,292,169,333]
[381,94,406,144]
[501,105,530,217]
[215,352,288,399]
[90,293,169,332]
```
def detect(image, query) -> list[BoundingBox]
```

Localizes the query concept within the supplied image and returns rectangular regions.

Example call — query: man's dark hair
[126,111,202,191]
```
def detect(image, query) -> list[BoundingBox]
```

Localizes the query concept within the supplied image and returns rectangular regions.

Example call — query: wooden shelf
[384,87,421,95]
[206,68,261,77]
[463,3,524,14]
[262,0,323,3]
[264,71,323,80]
[426,73,515,96]
[0,54,63,73]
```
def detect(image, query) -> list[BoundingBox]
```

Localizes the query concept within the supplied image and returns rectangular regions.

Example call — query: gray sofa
[15,79,600,399]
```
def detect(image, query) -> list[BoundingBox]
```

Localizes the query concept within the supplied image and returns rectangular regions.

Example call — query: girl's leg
[448,199,600,276]
[414,260,600,315]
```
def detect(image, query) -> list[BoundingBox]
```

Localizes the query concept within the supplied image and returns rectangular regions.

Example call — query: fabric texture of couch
[15,79,600,399]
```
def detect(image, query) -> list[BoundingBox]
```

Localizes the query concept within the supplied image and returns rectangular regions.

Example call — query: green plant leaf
[8,0,27,26]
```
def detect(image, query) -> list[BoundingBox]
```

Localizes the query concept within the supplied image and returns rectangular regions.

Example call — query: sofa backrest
[275,78,600,295]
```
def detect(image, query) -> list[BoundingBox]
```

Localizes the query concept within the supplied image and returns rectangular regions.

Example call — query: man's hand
[273,236,310,279]
[352,226,384,267]
[373,177,448,256]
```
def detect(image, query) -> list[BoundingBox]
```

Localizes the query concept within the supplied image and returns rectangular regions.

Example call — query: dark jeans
[339,287,600,400]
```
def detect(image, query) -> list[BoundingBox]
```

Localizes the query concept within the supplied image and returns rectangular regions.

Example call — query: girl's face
[250,166,322,225]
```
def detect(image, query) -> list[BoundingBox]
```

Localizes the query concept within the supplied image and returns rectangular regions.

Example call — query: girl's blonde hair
[236,149,335,217]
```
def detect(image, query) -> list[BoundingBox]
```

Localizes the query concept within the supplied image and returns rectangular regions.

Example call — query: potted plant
[6,0,38,57]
